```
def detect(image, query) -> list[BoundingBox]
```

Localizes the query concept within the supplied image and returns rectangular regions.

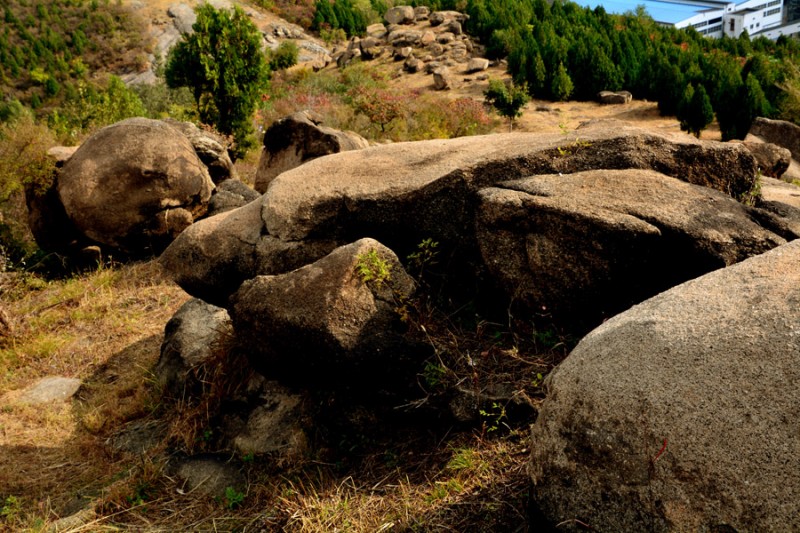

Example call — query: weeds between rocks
[0,245,572,530]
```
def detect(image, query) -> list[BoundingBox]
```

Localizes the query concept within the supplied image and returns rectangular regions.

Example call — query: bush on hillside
[0,114,55,268]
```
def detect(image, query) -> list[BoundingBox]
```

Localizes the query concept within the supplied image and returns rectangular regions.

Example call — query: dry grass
[0,260,189,531]
[0,253,551,531]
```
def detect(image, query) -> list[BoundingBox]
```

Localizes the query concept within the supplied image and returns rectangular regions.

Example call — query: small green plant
[223,486,245,510]
[446,448,476,472]
[739,172,762,207]
[1,495,22,521]
[479,402,509,433]
[422,361,447,388]
[407,238,439,276]
[355,249,391,288]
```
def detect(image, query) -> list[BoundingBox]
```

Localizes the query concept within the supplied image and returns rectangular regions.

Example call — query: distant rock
[167,3,196,35]
[414,6,430,20]
[433,67,451,90]
[385,5,415,25]
[749,116,800,160]
[57,118,214,256]
[404,56,422,73]
[254,111,369,193]
[366,23,387,37]
[465,57,489,73]
[429,10,469,27]
[597,90,633,104]
[530,239,800,531]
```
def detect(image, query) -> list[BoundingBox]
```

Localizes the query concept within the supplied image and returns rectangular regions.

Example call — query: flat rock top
[262,126,741,240]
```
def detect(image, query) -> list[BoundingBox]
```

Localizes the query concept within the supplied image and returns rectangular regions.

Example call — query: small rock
[404,57,423,73]
[18,377,81,404]
[395,46,413,60]
[170,455,245,499]
[433,67,451,90]
[420,30,436,46]
[414,5,430,20]
[366,23,386,37]
[437,32,456,44]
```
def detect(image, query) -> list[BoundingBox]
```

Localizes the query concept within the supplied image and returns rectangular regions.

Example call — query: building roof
[570,0,720,25]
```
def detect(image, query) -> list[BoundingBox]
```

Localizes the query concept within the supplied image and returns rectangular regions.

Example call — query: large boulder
[159,199,338,306]
[57,118,214,256]
[229,238,422,385]
[254,111,370,193]
[475,169,786,330]
[262,126,761,242]
[163,127,769,310]
[530,239,800,531]
[748,116,800,160]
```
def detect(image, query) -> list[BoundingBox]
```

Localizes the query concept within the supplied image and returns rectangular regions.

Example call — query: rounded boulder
[58,118,214,256]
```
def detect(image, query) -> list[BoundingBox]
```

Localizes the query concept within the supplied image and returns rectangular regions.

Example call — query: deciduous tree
[484,78,529,131]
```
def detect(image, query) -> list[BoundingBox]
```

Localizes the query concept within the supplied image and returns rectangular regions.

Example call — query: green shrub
[269,41,299,71]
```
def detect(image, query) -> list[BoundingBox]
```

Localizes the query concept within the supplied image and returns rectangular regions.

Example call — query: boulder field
[38,113,800,528]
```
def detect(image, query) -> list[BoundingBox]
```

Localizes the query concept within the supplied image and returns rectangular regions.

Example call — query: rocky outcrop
[530,239,800,531]
[57,118,214,256]
[230,238,422,385]
[254,111,370,193]
[163,126,770,312]
[476,169,786,329]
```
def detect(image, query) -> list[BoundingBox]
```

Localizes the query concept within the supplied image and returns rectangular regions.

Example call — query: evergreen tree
[166,5,269,158]
[678,83,714,137]
[551,63,573,102]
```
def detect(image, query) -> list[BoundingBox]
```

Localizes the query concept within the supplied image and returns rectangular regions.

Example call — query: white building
[572,0,796,39]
